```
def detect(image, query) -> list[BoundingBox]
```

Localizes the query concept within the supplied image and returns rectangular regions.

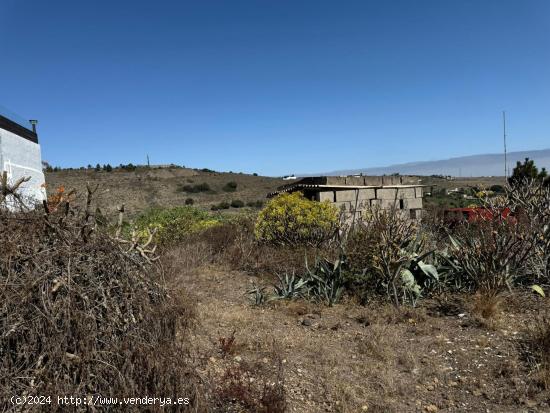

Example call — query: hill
[45,167,285,217]
[316,148,550,177]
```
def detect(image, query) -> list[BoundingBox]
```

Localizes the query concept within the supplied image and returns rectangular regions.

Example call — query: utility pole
[503,111,508,178]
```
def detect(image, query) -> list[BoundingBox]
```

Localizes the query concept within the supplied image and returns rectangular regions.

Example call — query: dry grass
[355,324,395,362]
[526,313,550,390]
[174,257,545,412]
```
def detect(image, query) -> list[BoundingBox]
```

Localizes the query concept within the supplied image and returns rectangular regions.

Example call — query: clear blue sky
[1,0,549,176]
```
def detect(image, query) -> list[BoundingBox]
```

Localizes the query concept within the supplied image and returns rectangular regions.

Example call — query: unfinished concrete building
[269,175,425,221]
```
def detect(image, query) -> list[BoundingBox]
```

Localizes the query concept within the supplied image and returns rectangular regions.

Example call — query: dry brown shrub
[212,356,286,413]
[0,198,204,411]
[197,222,239,257]
[228,240,318,276]
[218,330,237,359]
[472,292,503,319]
[161,239,214,274]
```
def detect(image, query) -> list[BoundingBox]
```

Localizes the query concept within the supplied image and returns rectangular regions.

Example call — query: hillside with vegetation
[45,165,285,217]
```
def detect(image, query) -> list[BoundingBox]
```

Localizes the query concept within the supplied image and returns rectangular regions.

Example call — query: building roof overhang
[0,114,38,144]
[268,183,429,198]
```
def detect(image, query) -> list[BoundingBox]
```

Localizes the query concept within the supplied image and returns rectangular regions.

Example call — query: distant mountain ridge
[313,148,550,177]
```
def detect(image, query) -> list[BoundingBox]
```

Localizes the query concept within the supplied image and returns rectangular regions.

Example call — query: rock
[524,399,537,408]
[424,404,438,412]
[234,355,242,362]
[301,319,313,326]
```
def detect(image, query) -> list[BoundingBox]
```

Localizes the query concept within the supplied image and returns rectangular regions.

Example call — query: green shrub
[134,206,221,245]
[185,198,194,205]
[254,192,339,247]
[231,199,244,208]
[247,200,264,208]
[509,157,549,187]
[182,182,212,193]
[118,163,136,171]
[211,201,230,211]
[223,181,238,192]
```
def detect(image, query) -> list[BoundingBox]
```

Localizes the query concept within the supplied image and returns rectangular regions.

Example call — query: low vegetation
[134,205,221,245]
[5,160,550,412]
[181,182,213,193]
[223,181,238,192]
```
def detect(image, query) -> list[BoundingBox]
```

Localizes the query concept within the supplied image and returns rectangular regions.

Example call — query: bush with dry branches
[442,179,550,292]
[346,206,439,306]
[0,184,204,411]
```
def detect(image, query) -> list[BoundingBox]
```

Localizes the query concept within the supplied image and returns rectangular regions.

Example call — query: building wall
[0,127,46,204]
[315,186,423,222]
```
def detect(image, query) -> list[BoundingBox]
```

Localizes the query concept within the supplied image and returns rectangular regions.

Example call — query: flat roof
[268,183,428,197]
[0,114,38,144]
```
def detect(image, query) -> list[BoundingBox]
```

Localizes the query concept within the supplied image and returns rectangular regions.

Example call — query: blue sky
[1,0,549,176]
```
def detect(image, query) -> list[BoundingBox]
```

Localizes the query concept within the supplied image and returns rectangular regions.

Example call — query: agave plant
[400,248,439,306]
[305,255,346,306]
[246,284,271,305]
[273,272,309,300]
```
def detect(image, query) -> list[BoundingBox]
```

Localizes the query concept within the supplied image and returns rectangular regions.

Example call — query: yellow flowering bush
[254,192,339,246]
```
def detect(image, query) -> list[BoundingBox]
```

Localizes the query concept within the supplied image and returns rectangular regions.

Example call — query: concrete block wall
[314,180,424,222]
[281,175,424,222]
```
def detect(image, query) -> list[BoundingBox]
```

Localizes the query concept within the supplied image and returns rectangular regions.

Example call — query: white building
[0,110,46,205]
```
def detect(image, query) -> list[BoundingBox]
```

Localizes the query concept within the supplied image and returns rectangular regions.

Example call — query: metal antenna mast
[503,111,508,177]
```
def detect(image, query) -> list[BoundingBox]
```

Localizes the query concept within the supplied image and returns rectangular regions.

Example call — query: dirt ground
[180,265,549,413]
